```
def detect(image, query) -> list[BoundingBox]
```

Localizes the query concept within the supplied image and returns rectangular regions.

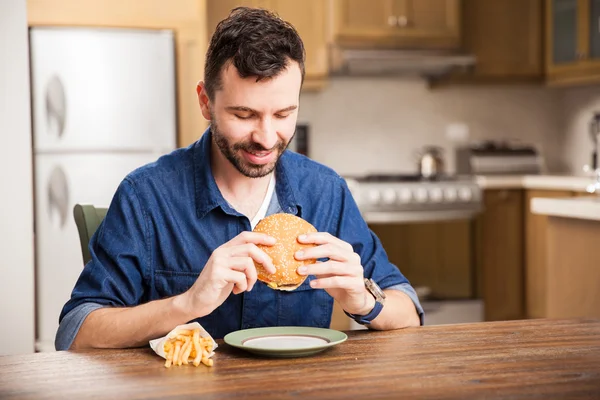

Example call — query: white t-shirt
[250,174,276,229]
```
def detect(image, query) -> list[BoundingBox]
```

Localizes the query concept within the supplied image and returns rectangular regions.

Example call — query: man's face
[200,62,302,178]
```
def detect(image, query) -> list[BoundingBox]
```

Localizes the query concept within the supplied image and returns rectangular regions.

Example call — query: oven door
[330,213,483,330]
[369,218,474,300]
[368,210,484,325]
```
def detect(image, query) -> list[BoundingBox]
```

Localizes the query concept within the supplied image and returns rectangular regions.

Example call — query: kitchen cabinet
[333,0,461,49]
[592,0,600,58]
[207,0,328,90]
[525,188,596,318]
[528,192,600,319]
[551,0,579,64]
[545,214,600,319]
[370,220,472,300]
[525,189,573,318]
[431,0,544,87]
[546,0,600,86]
[474,189,525,321]
[207,0,268,32]
[27,0,209,148]
[460,0,544,81]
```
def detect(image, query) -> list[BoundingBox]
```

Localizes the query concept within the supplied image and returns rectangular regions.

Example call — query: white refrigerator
[29,27,177,352]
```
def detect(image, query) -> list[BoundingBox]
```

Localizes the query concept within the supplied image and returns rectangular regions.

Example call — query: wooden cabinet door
[335,0,393,37]
[369,220,473,300]
[546,0,600,86]
[207,0,328,90]
[552,0,580,65]
[590,0,600,58]
[475,189,524,321]
[528,189,600,319]
[545,216,600,319]
[405,0,460,37]
[436,220,473,299]
[334,0,460,48]
[206,1,255,36]
[524,189,573,319]
[461,0,543,79]
[268,0,328,87]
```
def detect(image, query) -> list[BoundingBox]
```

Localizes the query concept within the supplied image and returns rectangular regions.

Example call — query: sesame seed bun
[253,213,318,291]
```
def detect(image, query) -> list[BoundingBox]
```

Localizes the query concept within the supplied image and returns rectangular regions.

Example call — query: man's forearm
[70,294,196,350]
[369,290,420,330]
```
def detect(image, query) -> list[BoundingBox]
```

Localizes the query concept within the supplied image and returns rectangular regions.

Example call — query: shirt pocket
[152,269,227,336]
[279,276,334,328]
[153,269,199,299]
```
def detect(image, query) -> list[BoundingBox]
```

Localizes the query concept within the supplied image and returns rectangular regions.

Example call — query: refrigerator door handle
[47,165,69,228]
[45,74,66,138]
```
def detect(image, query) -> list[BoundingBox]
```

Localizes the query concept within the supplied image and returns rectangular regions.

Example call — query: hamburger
[253,213,318,291]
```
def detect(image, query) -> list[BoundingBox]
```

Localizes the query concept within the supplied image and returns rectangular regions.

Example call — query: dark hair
[204,7,305,100]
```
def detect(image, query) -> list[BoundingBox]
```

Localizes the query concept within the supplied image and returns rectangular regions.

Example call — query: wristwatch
[344,278,386,325]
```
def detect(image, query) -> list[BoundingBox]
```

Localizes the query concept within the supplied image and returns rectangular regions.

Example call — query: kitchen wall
[561,86,600,175]
[298,77,565,177]
[0,0,36,355]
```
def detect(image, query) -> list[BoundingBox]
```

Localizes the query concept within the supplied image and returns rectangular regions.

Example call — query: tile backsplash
[298,77,566,177]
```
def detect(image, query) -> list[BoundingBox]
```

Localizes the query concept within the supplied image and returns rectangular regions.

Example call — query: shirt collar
[194,127,301,219]
[273,151,300,215]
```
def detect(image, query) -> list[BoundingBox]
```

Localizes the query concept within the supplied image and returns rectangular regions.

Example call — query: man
[55,7,423,351]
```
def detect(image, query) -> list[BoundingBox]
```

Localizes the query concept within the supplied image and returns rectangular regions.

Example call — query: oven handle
[362,209,480,223]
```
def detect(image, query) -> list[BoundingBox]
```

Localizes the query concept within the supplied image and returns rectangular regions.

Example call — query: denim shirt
[56,129,423,350]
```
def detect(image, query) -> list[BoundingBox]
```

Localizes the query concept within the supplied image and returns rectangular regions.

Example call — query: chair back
[73,204,108,265]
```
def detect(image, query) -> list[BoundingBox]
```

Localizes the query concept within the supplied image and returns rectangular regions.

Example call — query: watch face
[365,278,386,302]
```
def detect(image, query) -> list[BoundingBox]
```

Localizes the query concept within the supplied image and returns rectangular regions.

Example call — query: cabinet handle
[387,15,398,27]
[397,15,408,27]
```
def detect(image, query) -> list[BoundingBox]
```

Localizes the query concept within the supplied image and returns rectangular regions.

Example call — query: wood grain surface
[1,318,599,399]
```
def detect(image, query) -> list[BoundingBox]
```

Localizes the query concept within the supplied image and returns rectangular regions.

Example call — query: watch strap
[344,299,384,325]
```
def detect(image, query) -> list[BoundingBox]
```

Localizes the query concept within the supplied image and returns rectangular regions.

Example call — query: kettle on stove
[416,146,445,179]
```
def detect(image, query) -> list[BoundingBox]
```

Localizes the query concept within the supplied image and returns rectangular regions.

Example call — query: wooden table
[1,318,599,399]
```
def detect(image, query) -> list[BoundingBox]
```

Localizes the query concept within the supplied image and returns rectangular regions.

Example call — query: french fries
[163,328,214,368]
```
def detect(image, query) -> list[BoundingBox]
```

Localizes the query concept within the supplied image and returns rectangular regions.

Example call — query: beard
[210,114,292,179]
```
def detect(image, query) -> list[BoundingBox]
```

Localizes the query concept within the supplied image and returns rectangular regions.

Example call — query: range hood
[329,47,477,79]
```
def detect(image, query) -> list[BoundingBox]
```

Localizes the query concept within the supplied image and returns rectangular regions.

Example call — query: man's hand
[180,232,277,318]
[71,233,276,350]
[295,232,374,316]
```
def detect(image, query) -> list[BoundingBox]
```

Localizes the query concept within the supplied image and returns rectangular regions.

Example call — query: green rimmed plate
[223,326,348,358]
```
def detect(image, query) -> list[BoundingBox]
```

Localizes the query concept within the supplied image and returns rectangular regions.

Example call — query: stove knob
[398,188,412,203]
[429,187,443,202]
[444,188,457,201]
[415,188,428,202]
[367,189,381,205]
[382,189,396,205]
[458,187,473,201]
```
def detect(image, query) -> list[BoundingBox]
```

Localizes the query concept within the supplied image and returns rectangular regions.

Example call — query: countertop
[1,318,599,399]
[476,174,593,191]
[478,174,600,221]
[531,196,600,221]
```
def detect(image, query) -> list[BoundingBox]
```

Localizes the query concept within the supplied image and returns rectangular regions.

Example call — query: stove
[356,174,458,182]
[345,174,482,223]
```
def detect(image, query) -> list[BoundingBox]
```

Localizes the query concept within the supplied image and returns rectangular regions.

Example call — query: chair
[73,204,108,266]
